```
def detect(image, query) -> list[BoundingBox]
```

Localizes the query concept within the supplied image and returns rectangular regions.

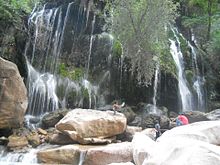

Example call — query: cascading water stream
[152,64,160,113]
[170,28,193,112]
[27,63,59,115]
[24,2,113,116]
[78,151,86,165]
[0,1,116,164]
[25,6,64,115]
[86,14,96,79]
[119,43,124,96]
[188,41,205,111]
[0,145,40,164]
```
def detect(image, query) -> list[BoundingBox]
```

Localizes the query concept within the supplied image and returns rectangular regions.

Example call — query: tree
[180,0,219,43]
[177,0,220,104]
[0,0,38,64]
[0,0,37,28]
[110,0,178,85]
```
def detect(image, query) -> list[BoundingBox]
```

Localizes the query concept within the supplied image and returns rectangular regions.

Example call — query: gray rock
[183,111,209,123]
[41,109,69,128]
[206,109,220,121]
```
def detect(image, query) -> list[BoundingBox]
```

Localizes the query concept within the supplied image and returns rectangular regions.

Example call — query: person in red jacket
[176,114,189,126]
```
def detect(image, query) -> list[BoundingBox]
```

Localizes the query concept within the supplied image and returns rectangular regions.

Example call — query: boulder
[41,109,69,128]
[83,142,133,165]
[159,115,170,129]
[7,135,29,150]
[132,121,220,165]
[26,131,41,148]
[141,114,160,128]
[143,137,220,165]
[117,126,142,142]
[37,142,133,165]
[141,128,157,140]
[37,145,82,164]
[132,133,155,165]
[0,57,28,129]
[55,109,127,144]
[49,132,76,145]
[206,109,220,121]
[120,106,136,124]
[183,111,209,123]
[129,116,142,127]
[107,163,134,165]
[158,121,220,145]
[141,113,170,129]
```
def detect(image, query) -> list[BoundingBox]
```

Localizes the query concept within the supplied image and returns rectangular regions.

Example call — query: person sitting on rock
[154,121,161,140]
[176,114,189,126]
[112,101,125,115]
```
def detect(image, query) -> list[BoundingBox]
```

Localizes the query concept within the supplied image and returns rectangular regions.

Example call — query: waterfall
[188,41,205,111]
[27,63,59,115]
[86,14,96,79]
[170,28,193,112]
[119,54,124,96]
[22,1,115,116]
[0,146,38,164]
[78,151,86,165]
[152,64,160,113]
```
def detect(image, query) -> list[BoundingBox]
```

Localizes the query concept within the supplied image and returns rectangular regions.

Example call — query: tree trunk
[207,0,212,41]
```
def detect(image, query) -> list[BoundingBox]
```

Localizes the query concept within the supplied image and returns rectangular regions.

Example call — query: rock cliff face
[0,57,28,129]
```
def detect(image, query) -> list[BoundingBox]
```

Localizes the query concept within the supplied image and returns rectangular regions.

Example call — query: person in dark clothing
[155,121,161,140]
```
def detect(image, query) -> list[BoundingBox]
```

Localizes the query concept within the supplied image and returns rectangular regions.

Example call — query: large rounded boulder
[55,109,127,144]
[0,57,28,129]
[132,121,220,165]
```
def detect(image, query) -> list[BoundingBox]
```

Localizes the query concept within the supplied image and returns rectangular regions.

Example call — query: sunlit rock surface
[83,142,133,165]
[143,138,220,165]
[133,121,220,165]
[55,109,127,144]
[107,162,134,165]
[7,135,29,151]
[132,133,155,165]
[0,57,28,129]
[37,142,132,165]
[37,145,82,164]
[140,128,157,140]
[158,121,220,144]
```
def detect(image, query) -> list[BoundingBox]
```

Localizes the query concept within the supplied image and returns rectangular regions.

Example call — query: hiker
[112,101,125,115]
[176,114,189,126]
[154,121,161,140]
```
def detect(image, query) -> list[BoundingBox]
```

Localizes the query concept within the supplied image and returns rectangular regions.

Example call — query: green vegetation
[0,0,37,29]
[179,0,219,42]
[58,63,84,81]
[81,87,89,99]
[159,48,177,78]
[112,39,123,57]
[175,0,220,100]
[0,0,39,61]
[109,0,179,85]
